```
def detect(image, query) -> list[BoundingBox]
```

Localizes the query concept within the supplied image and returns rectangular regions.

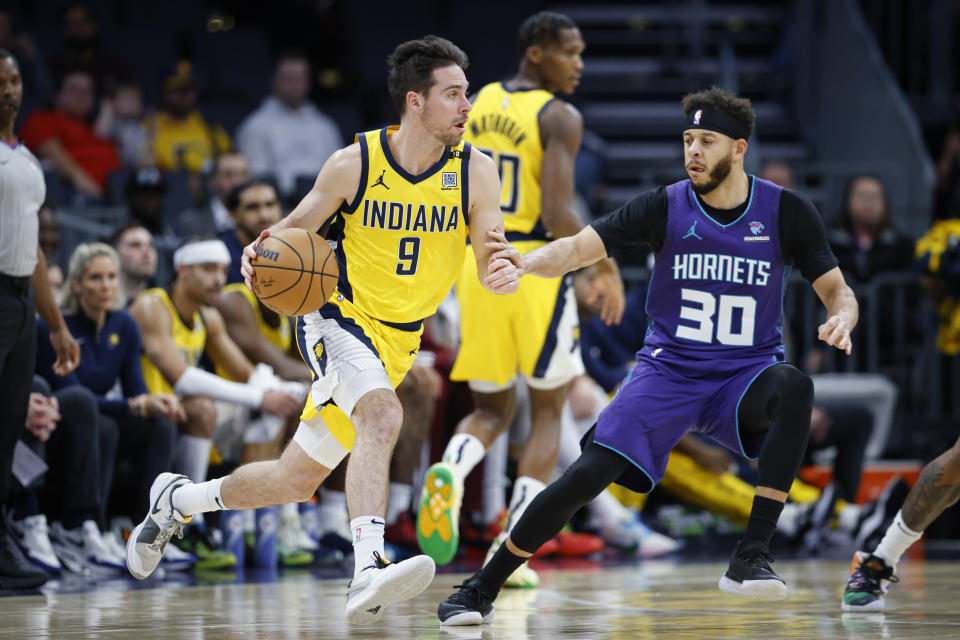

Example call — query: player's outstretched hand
[817,314,854,355]
[242,229,271,292]
[587,258,625,325]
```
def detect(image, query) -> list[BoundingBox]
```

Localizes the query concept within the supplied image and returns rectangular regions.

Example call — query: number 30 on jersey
[676,288,757,346]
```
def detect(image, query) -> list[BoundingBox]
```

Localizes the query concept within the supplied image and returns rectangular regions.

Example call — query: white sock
[386,483,413,526]
[175,435,212,483]
[281,502,299,519]
[243,509,256,533]
[351,516,386,579]
[317,489,349,537]
[172,477,225,516]
[441,433,486,478]
[873,510,923,566]
[503,476,546,535]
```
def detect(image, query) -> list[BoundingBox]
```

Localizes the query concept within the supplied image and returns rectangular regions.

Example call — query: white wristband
[173,366,264,409]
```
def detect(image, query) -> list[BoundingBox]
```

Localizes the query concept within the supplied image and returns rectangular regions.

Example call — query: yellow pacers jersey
[139,288,207,394]
[214,283,292,380]
[464,82,555,240]
[327,126,470,325]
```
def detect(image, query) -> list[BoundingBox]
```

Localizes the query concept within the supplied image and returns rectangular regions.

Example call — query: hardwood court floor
[1,558,958,638]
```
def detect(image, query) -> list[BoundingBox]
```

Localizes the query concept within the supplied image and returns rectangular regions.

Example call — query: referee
[0,49,79,589]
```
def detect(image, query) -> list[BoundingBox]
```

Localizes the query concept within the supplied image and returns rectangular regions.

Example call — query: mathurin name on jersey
[468,114,529,147]
[360,200,460,234]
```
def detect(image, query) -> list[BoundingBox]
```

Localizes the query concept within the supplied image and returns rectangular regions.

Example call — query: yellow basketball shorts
[292,292,422,466]
[451,241,584,389]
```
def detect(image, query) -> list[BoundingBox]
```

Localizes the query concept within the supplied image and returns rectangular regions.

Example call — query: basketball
[251,228,338,316]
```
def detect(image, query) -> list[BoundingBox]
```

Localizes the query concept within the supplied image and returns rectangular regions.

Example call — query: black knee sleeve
[740,364,814,493]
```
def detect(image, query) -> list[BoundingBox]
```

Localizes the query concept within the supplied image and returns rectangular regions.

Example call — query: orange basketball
[251,228,338,316]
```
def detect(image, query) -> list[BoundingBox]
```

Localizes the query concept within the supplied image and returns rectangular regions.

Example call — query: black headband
[682,108,750,141]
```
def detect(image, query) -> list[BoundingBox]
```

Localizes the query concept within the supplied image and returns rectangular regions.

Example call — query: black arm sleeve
[779,189,838,283]
[589,187,669,256]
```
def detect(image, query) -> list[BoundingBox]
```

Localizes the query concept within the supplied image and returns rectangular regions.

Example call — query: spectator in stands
[37,203,60,262]
[94,82,150,168]
[236,50,342,202]
[35,244,185,540]
[760,159,797,190]
[144,61,231,178]
[46,2,131,97]
[8,375,125,573]
[123,167,168,237]
[0,7,53,118]
[220,178,283,285]
[20,70,120,198]
[829,174,915,284]
[171,152,251,238]
[110,222,157,303]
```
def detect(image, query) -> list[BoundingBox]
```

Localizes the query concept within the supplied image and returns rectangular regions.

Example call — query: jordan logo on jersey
[682,221,703,240]
[371,170,389,190]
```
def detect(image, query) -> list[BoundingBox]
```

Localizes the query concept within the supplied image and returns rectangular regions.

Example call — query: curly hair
[387,36,469,115]
[681,87,755,140]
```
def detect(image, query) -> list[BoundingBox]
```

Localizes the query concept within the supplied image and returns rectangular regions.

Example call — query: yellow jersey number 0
[477,148,521,214]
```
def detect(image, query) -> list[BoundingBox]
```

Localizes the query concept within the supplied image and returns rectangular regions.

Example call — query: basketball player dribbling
[127,36,522,624]
[438,87,859,626]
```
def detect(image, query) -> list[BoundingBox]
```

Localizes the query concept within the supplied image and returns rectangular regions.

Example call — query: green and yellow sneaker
[416,462,463,565]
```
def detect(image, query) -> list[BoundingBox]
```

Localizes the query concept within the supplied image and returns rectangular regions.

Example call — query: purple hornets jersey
[644,176,787,359]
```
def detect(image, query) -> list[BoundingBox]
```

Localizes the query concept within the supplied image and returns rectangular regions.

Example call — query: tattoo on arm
[901,447,960,531]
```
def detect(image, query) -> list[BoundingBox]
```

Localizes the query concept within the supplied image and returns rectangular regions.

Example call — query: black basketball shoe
[438,575,497,626]
[718,539,787,601]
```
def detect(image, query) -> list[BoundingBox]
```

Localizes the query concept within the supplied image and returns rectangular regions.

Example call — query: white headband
[173,240,232,268]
